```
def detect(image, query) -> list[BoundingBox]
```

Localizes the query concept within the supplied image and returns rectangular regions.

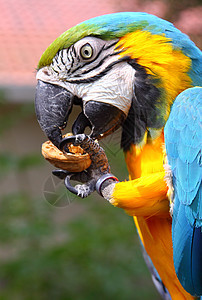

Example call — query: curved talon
[52,169,78,195]
[52,169,70,179]
[59,136,76,151]
[64,174,79,195]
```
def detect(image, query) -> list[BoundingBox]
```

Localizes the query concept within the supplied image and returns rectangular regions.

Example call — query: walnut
[41,133,91,172]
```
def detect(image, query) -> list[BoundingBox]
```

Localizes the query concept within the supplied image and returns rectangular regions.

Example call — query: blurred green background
[0,0,201,299]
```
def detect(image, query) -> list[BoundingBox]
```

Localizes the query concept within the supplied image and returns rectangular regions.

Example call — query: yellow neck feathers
[116,30,192,119]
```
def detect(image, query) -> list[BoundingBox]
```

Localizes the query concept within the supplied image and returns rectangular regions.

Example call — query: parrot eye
[80,43,93,59]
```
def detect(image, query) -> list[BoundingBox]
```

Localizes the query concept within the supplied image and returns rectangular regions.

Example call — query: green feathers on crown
[37,16,148,69]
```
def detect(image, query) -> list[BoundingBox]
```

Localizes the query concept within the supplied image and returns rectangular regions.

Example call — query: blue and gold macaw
[35,12,202,299]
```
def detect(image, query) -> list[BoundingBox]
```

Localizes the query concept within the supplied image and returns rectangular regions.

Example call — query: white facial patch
[37,61,135,116]
[76,62,135,115]
[36,36,136,116]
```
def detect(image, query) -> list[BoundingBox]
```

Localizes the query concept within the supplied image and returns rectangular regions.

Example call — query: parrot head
[35,34,132,148]
[35,12,201,149]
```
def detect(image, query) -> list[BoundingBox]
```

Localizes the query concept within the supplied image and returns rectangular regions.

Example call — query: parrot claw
[63,173,95,198]
[74,133,88,145]
[56,134,110,198]
[75,179,96,198]
[52,169,70,179]
[59,135,77,151]
[59,134,88,151]
[75,184,93,198]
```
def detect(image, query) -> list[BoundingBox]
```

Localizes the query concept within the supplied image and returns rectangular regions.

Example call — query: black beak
[35,80,74,148]
[35,80,126,148]
[72,101,125,139]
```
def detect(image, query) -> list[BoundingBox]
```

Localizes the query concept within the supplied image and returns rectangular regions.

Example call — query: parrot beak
[35,80,74,148]
[35,80,125,148]
[72,101,125,139]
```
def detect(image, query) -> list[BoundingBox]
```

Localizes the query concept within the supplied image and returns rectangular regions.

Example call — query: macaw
[35,12,202,299]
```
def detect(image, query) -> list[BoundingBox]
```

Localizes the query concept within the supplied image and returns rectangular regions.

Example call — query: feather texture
[38,12,202,89]
[165,87,202,296]
[111,171,169,217]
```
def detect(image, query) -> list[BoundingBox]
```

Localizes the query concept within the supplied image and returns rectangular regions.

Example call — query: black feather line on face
[121,60,161,151]
[65,56,130,84]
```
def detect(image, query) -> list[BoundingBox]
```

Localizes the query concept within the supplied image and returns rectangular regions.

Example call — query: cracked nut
[41,133,92,172]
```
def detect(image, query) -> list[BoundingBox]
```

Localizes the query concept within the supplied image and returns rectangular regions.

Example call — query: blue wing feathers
[178,144,199,164]
[188,187,202,226]
[165,87,202,296]
[176,155,201,202]
[191,227,202,293]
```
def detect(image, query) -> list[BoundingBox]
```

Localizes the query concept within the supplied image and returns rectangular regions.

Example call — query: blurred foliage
[0,102,34,135]
[0,153,42,175]
[0,193,160,300]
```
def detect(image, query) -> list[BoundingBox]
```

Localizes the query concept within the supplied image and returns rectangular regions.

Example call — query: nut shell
[41,134,91,172]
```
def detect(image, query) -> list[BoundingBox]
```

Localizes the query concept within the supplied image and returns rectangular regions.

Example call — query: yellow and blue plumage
[35,12,202,299]
[165,87,202,296]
